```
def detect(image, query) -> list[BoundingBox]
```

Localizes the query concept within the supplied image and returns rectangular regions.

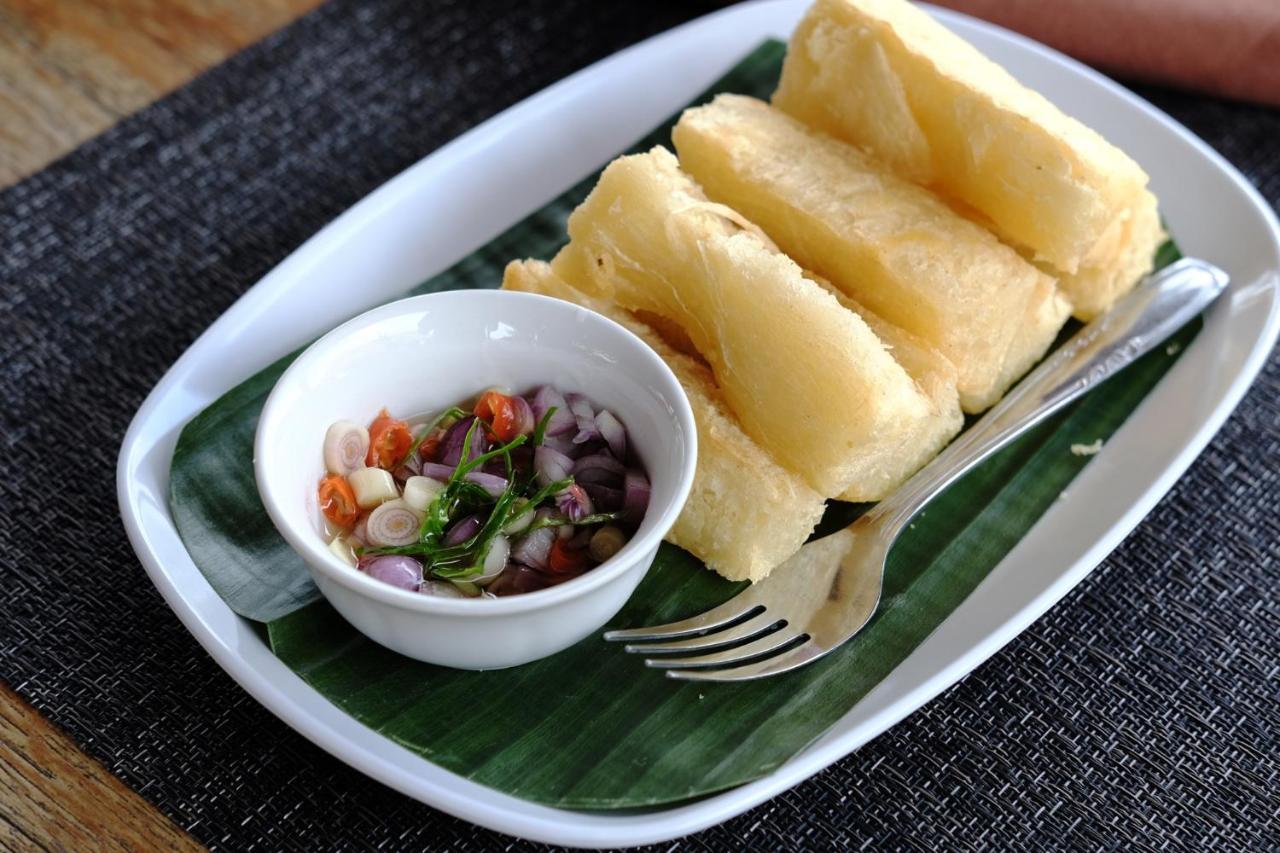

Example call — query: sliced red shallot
[573,453,626,486]
[420,462,456,481]
[509,395,535,437]
[444,514,482,546]
[539,433,579,458]
[365,500,422,547]
[566,393,594,421]
[594,409,626,459]
[583,483,623,512]
[324,420,370,475]
[440,416,486,466]
[361,555,422,591]
[575,468,622,488]
[393,452,423,484]
[556,483,594,521]
[534,446,573,487]
[488,564,555,596]
[623,469,651,523]
[565,393,599,444]
[530,386,576,436]
[464,470,509,498]
[512,525,555,570]
[420,463,509,498]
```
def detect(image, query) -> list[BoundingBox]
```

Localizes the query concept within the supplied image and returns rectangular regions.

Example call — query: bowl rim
[254,288,698,616]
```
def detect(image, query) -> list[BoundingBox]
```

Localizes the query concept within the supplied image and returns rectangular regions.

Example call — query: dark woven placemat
[2,0,1277,848]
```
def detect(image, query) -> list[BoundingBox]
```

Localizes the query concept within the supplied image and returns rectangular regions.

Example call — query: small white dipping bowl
[255,289,697,670]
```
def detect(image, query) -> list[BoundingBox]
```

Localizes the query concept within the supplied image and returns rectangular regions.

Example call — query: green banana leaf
[169,40,1194,809]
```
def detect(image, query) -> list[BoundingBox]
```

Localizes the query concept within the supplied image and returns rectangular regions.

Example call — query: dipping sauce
[317,386,650,597]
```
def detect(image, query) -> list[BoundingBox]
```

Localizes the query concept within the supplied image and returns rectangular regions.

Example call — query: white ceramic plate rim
[116,0,1280,847]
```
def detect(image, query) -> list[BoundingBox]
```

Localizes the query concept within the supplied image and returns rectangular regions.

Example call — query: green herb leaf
[457,432,527,477]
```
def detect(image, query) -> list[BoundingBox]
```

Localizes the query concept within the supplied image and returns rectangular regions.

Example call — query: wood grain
[0,0,323,185]
[1,1,317,845]
[0,682,201,850]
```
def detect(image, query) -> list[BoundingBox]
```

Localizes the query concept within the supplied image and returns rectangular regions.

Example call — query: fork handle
[873,257,1229,534]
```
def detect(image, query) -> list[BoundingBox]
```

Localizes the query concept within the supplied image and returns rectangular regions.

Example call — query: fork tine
[602,599,764,643]
[624,611,784,654]
[644,627,809,670]
[662,639,829,682]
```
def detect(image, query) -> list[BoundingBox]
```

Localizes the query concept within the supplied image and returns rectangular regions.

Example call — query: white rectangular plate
[117,1,1280,846]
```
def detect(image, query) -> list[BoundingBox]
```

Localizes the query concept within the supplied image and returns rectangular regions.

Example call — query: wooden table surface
[0,1,319,845]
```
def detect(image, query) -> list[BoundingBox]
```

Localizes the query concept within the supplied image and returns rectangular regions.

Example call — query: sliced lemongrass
[365,499,422,548]
[327,535,357,567]
[323,420,370,475]
[402,475,446,513]
[348,466,399,509]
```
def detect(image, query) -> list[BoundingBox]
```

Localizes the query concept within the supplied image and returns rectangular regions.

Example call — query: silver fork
[605,258,1229,681]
